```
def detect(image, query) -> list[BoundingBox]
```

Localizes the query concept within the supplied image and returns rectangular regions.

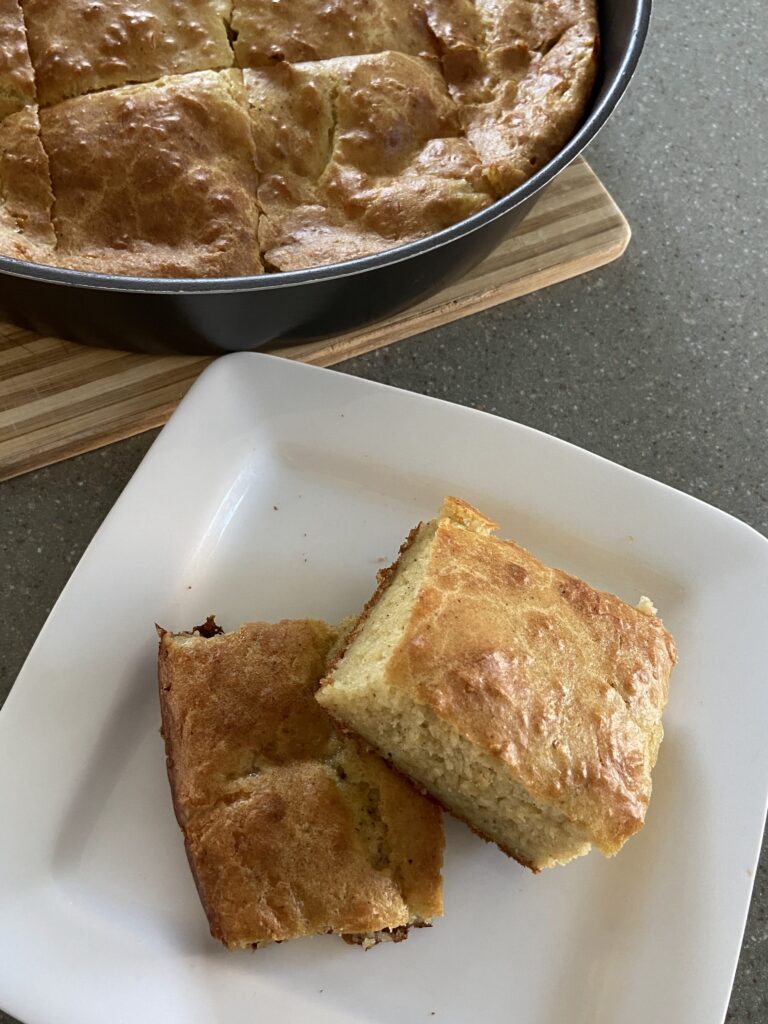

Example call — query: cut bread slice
[423,0,599,195]
[22,0,234,107]
[0,105,57,264]
[232,0,436,68]
[317,498,676,871]
[0,0,36,119]
[243,52,491,272]
[158,616,443,949]
[40,70,262,278]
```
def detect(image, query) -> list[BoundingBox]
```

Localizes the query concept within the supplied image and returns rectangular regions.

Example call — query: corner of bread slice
[438,495,498,534]
[317,509,438,697]
[320,497,493,680]
[318,495,497,698]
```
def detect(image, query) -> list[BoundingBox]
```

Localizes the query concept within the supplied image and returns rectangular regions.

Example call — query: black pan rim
[0,0,651,296]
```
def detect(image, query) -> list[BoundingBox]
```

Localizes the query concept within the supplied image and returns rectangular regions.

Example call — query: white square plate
[2,352,767,1024]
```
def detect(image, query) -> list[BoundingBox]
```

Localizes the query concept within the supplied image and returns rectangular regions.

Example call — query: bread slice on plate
[317,498,677,871]
[158,617,443,949]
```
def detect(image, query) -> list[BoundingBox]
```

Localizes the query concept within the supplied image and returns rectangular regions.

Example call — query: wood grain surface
[0,159,628,482]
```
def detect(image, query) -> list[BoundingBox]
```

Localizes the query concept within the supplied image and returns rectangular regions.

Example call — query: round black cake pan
[0,0,650,355]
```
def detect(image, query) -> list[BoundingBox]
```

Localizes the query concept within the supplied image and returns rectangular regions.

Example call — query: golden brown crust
[245,52,492,271]
[3,0,598,275]
[158,618,442,948]
[40,70,262,277]
[323,497,676,856]
[232,0,436,68]
[426,0,598,194]
[0,0,36,119]
[0,105,56,262]
[22,0,233,107]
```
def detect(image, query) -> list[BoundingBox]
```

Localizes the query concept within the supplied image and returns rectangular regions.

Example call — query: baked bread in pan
[0,0,598,275]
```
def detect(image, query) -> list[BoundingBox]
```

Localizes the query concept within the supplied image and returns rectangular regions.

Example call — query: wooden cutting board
[0,158,628,482]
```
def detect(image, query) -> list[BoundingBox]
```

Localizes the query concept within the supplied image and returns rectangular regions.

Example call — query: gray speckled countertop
[1,4,766,1022]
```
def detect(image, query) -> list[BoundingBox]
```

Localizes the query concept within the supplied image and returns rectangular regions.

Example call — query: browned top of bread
[0,0,36,119]
[339,497,676,855]
[232,0,436,68]
[425,0,598,194]
[245,52,492,271]
[40,70,262,277]
[0,0,597,274]
[0,105,56,261]
[22,0,233,107]
[158,618,443,948]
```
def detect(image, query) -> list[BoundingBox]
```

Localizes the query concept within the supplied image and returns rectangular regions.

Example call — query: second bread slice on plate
[158,616,443,949]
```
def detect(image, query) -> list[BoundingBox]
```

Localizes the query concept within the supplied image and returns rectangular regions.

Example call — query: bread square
[317,497,676,871]
[40,70,262,278]
[244,52,491,271]
[22,0,234,107]
[231,0,435,68]
[0,0,37,118]
[424,0,598,194]
[158,617,443,948]
[0,105,56,262]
